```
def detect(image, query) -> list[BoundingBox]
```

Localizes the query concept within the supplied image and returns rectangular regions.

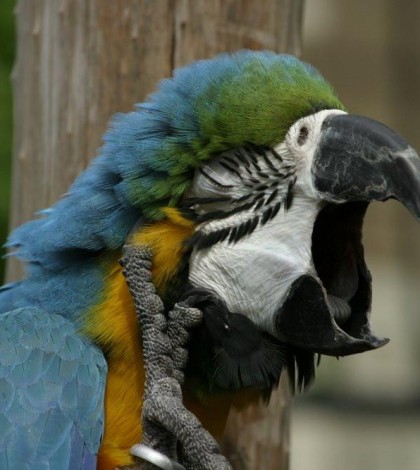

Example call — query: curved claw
[276,275,389,356]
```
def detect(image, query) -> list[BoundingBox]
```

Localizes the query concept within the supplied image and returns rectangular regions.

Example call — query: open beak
[276,114,420,357]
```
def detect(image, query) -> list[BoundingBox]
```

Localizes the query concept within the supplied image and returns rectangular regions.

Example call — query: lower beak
[276,274,389,357]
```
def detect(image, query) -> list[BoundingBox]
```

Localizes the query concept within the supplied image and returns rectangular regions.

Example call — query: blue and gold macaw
[0,51,419,469]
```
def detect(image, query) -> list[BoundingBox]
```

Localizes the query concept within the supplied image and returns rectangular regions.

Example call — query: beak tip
[317,333,390,357]
[277,275,394,357]
[365,335,390,350]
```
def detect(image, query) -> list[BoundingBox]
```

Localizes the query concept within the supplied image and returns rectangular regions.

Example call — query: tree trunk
[9,1,304,468]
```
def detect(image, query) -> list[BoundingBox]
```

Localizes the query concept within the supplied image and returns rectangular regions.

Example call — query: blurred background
[0,1,419,469]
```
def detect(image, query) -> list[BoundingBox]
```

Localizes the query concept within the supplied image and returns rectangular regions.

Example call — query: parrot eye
[297,126,309,146]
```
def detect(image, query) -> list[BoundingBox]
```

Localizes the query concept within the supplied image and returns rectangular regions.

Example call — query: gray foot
[121,245,232,470]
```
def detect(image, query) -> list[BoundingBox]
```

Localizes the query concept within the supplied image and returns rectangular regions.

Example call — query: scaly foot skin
[120,245,232,470]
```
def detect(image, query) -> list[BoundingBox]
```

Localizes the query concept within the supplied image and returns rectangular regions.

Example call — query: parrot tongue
[275,201,390,357]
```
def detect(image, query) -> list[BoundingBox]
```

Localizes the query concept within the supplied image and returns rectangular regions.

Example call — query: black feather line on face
[254,198,266,211]
[262,152,277,171]
[250,160,262,172]
[231,220,250,243]
[247,144,267,157]
[199,167,234,190]
[183,196,232,206]
[244,146,260,166]
[244,165,253,176]
[261,206,274,225]
[195,200,256,223]
[186,144,298,250]
[270,148,283,162]
[250,215,260,232]
[219,161,243,180]
[265,188,279,205]
[228,226,239,243]
[181,287,316,398]
[286,177,297,210]
[235,193,253,203]
[234,150,251,167]
[219,227,231,243]
[270,201,282,219]
[186,214,262,250]
[223,155,240,167]
[254,192,266,200]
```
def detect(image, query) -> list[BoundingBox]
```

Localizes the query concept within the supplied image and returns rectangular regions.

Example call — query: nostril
[298,126,309,146]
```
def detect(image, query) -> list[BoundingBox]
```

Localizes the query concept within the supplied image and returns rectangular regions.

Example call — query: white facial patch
[189,198,321,335]
[281,108,347,199]
[187,108,347,336]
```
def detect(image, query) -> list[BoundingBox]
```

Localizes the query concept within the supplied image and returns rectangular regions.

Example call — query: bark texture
[9,1,304,468]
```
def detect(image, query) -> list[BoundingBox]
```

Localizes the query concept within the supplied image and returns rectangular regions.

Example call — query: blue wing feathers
[0,308,107,469]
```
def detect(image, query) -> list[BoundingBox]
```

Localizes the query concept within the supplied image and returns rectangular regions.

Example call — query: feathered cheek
[188,235,309,335]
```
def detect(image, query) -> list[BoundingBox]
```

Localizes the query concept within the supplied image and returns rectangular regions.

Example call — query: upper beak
[312,114,420,220]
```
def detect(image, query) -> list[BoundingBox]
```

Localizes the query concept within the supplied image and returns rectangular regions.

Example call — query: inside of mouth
[311,201,370,327]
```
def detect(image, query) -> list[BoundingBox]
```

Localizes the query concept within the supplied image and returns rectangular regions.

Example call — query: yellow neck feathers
[83,209,195,469]
[129,208,195,296]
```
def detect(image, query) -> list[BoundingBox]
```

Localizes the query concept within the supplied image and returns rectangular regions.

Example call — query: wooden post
[9,1,304,468]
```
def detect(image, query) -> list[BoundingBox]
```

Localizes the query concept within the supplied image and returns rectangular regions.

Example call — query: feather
[0,308,106,467]
[183,288,298,399]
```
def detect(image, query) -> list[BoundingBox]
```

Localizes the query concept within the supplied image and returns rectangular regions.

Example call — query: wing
[0,307,107,469]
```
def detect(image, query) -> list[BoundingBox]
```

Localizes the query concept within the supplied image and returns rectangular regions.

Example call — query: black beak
[275,114,419,357]
[276,273,389,357]
[312,114,420,220]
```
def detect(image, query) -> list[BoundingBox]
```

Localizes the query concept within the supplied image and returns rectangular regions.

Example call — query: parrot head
[104,51,420,393]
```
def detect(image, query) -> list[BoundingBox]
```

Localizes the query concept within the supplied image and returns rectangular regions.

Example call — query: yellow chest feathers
[82,209,195,469]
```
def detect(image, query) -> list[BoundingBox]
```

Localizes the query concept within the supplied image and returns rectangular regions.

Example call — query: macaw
[0,50,419,469]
